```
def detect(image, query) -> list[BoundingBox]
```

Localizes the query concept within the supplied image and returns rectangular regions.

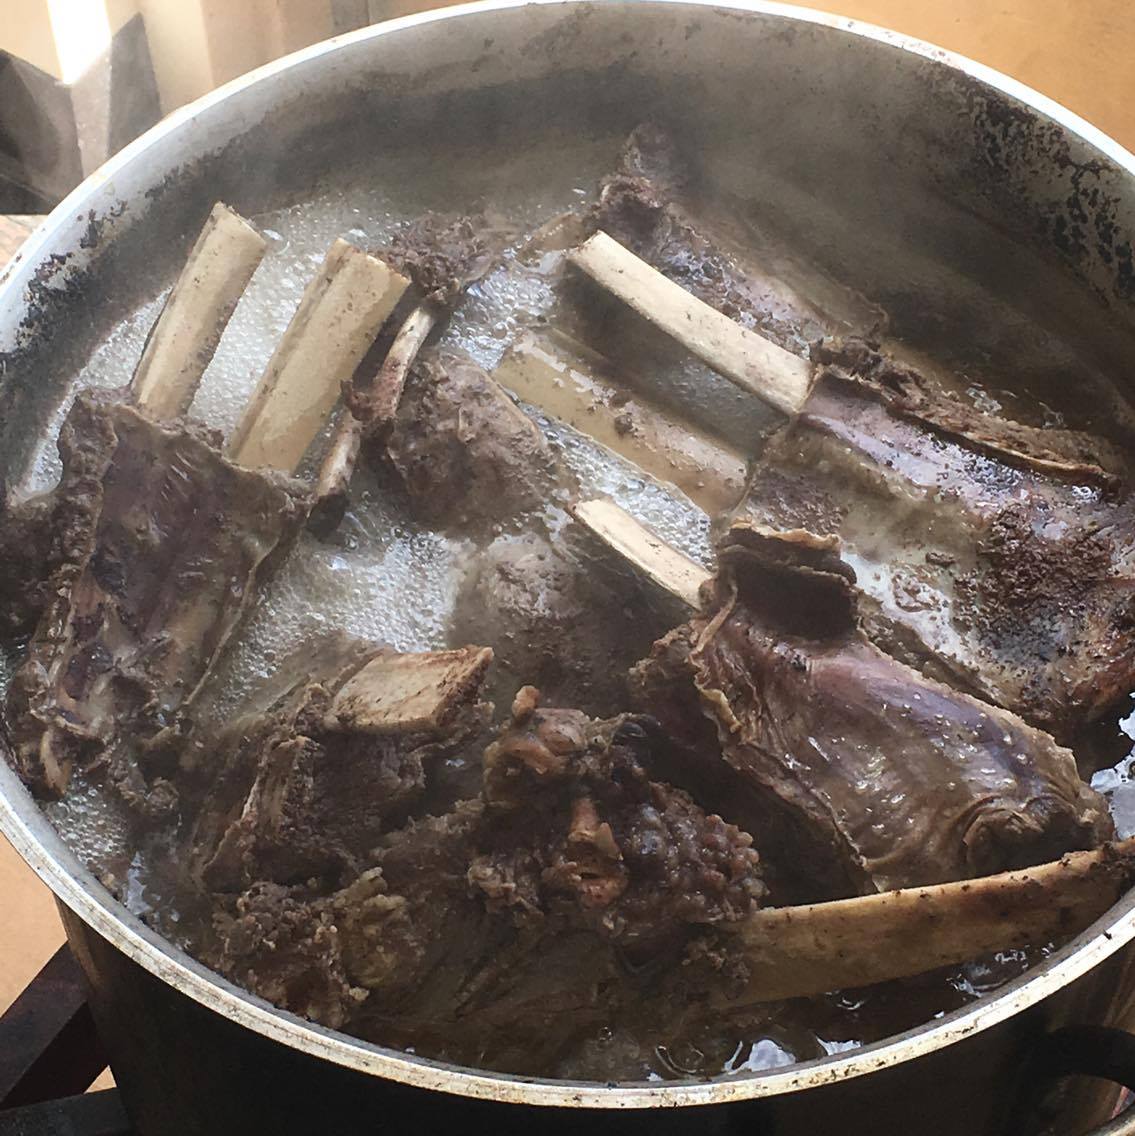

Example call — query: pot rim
[3,0,1135,1109]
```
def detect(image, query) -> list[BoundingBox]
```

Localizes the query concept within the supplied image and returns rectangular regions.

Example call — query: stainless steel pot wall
[5,3,1135,1133]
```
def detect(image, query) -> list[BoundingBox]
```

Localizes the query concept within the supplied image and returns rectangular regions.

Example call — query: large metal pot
[5,3,1135,1133]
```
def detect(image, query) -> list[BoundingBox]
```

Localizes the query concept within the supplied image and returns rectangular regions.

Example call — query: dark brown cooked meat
[0,491,57,639]
[814,339,1132,477]
[213,880,363,1029]
[0,394,128,639]
[381,347,564,532]
[478,691,764,952]
[450,530,679,718]
[631,620,866,904]
[209,689,764,1072]
[375,212,511,307]
[740,343,1135,739]
[4,391,306,811]
[631,523,1114,895]
[189,636,493,892]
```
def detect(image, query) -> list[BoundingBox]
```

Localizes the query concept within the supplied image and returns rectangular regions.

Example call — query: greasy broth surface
[3,133,1134,1081]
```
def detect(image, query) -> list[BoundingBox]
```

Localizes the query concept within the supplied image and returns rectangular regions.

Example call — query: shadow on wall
[0,0,481,211]
[0,14,160,212]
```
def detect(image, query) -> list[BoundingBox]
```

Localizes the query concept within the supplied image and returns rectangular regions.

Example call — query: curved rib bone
[358,302,440,430]
[315,302,439,506]
[727,839,1135,1005]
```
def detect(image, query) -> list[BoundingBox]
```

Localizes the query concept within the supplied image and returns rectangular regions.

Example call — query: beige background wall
[4,0,64,77]
[2,0,1135,1065]
[824,1,1135,152]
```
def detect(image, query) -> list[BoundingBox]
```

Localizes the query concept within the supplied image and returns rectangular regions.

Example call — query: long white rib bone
[569,230,813,417]
[731,840,1135,1004]
[132,203,267,419]
[229,240,409,473]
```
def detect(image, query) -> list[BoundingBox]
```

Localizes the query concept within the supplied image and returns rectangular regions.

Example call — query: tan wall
[104,0,141,34]
[136,0,215,113]
[138,0,337,112]
[826,0,1135,153]
[137,0,463,112]
[3,0,63,77]
[1,0,141,81]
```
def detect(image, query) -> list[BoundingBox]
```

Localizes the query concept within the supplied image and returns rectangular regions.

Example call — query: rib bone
[229,239,409,473]
[494,329,748,514]
[132,203,267,419]
[569,231,813,416]
[727,839,1135,1005]
[325,646,494,735]
[361,303,440,430]
[315,303,439,506]
[570,498,708,610]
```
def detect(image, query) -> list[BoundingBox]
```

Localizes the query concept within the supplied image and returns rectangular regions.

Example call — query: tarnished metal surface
[3,2,1135,1130]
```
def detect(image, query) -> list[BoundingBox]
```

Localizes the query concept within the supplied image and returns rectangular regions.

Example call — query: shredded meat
[375,212,511,307]
[477,693,763,950]
[214,880,364,1029]
[208,689,764,1072]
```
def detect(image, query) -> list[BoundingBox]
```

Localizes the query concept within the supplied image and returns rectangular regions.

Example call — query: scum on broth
[4,139,1135,1079]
